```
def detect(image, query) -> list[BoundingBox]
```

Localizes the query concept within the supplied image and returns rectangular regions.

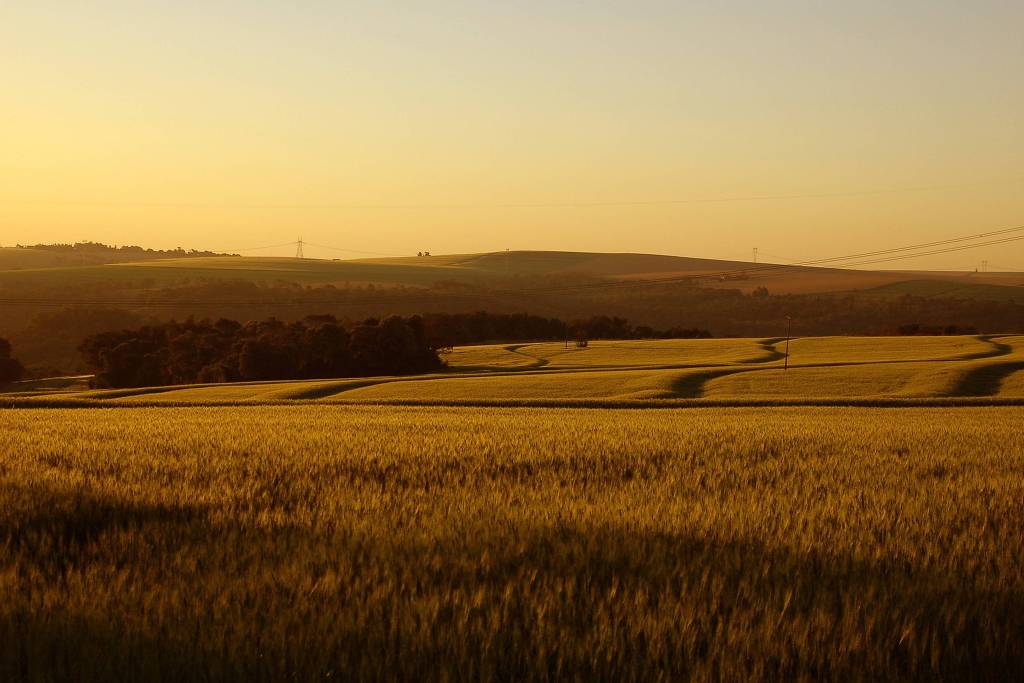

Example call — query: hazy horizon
[4,1,1023,268]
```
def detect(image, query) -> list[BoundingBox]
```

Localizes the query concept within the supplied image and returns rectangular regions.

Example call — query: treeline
[0,338,24,384]
[419,312,711,347]
[77,312,714,388]
[17,242,236,259]
[7,273,1024,375]
[80,316,442,389]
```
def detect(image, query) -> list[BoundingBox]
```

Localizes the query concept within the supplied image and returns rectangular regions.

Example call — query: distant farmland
[6,335,1024,406]
[2,248,1022,293]
[4,250,1024,376]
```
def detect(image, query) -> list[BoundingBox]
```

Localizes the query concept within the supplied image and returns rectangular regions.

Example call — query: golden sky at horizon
[2,2,1023,268]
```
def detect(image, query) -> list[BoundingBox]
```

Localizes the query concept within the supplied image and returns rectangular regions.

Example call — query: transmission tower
[753,247,758,264]
[982,259,988,273]
[296,237,304,259]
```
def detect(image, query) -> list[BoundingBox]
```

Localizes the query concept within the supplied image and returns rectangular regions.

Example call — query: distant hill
[3,248,1024,377]
[857,279,1024,303]
[3,248,1020,294]
[0,242,237,269]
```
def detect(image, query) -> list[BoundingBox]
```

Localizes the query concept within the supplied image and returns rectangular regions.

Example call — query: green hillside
[859,279,1024,303]
[0,250,758,288]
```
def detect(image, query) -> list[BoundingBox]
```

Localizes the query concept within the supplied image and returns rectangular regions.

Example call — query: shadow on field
[951,360,1024,396]
[0,482,208,577]
[2,491,1022,681]
[669,367,753,398]
[504,344,550,368]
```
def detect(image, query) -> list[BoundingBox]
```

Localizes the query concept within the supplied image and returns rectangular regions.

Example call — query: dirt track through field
[7,335,1024,406]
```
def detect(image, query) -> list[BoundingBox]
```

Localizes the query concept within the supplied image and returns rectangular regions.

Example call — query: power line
[496,225,1024,295]
[302,241,404,257]
[223,223,1024,271]
[1,224,1022,309]
[209,239,404,257]
[226,241,300,252]
[983,263,1024,272]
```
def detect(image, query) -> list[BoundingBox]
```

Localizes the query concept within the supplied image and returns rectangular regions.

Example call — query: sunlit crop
[1,406,1023,679]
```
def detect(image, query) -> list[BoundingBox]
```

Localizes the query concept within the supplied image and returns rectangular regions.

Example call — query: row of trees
[6,270,1024,375]
[419,312,711,348]
[0,338,24,384]
[17,242,235,259]
[80,316,442,388]
[77,312,714,388]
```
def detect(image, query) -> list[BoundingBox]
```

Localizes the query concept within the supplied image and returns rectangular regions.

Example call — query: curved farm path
[28,335,1021,404]
[969,335,1014,360]
[306,338,791,400]
[746,337,787,363]
[949,360,1024,396]
[503,344,550,369]
[668,336,1020,400]
[767,334,1011,364]
[943,336,1024,396]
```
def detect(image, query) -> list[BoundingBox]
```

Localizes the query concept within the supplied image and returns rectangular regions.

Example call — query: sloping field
[0,375,92,396]
[3,249,1019,294]
[705,335,1024,400]
[7,335,1024,406]
[508,338,779,368]
[71,377,391,403]
[859,278,1024,302]
[334,368,686,401]
[702,362,944,399]
[0,247,80,270]
[0,256,471,288]
[774,335,1000,363]
[442,344,545,370]
[1000,369,1024,396]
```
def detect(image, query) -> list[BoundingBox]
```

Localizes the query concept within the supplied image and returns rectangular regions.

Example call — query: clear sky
[2,1,1023,267]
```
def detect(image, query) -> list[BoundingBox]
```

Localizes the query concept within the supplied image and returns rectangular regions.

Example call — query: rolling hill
[1,248,1021,294]
[6,335,1024,404]
[3,248,1023,377]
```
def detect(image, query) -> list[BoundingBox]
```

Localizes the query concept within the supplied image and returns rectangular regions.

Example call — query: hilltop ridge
[2,247,1021,295]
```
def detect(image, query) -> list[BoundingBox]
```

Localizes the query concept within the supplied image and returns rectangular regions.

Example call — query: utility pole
[784,316,792,371]
[295,237,304,259]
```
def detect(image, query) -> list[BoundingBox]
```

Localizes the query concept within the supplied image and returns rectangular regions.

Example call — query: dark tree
[0,338,25,384]
[80,315,444,388]
[76,311,710,389]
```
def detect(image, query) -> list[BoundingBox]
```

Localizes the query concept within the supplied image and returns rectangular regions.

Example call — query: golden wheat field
[6,335,1024,406]
[3,336,1024,679]
[1,405,1023,680]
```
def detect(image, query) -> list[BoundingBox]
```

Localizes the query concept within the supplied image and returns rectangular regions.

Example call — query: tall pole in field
[784,315,792,371]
